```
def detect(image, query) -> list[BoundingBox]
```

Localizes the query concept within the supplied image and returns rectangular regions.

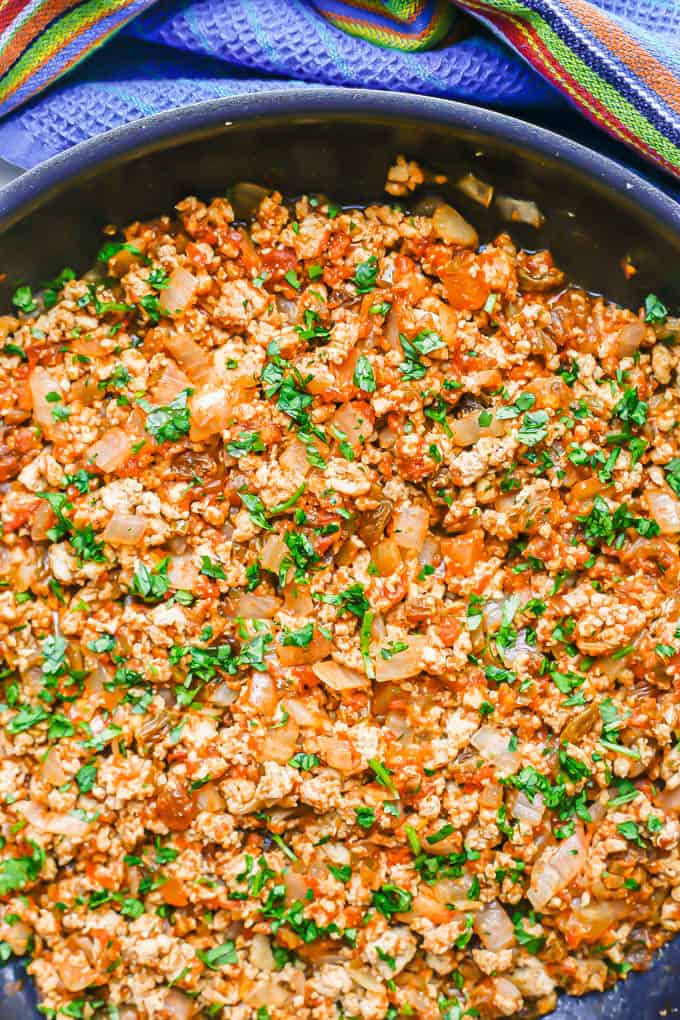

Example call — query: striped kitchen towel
[0,0,678,178]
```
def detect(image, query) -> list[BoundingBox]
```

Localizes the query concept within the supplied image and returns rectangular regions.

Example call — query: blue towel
[0,0,564,169]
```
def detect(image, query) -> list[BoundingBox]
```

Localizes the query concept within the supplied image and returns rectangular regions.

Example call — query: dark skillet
[0,87,678,1020]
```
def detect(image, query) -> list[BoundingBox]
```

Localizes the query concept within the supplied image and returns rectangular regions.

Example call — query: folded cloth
[0,0,677,181]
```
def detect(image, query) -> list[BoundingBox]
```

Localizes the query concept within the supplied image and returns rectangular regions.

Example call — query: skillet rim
[0,86,679,232]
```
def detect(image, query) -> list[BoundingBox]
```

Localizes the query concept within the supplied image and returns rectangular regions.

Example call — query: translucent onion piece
[496,195,545,228]
[207,682,238,707]
[29,367,65,439]
[617,321,645,358]
[164,331,211,385]
[278,631,332,667]
[474,901,516,950]
[645,489,680,534]
[260,533,288,573]
[160,268,198,315]
[88,427,132,473]
[263,720,299,764]
[189,386,231,441]
[528,827,587,910]
[250,933,276,973]
[392,504,429,551]
[333,402,373,450]
[236,593,280,619]
[513,789,545,826]
[572,899,628,941]
[470,726,519,775]
[167,554,200,591]
[244,671,277,716]
[19,800,89,838]
[151,360,192,404]
[457,172,494,208]
[41,747,67,786]
[279,439,310,476]
[372,537,402,576]
[195,783,226,813]
[103,513,147,546]
[312,659,367,690]
[432,204,479,248]
[163,990,193,1020]
[374,635,429,682]
[317,734,354,773]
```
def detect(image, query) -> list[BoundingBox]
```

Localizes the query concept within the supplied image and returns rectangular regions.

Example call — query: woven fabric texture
[0,0,677,179]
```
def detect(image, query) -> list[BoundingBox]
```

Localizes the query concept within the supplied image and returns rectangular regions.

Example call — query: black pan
[0,87,679,1020]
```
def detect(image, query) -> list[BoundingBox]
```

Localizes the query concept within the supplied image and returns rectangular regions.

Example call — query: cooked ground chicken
[0,177,679,1020]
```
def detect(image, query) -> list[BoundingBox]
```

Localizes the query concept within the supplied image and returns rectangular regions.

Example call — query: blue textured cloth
[0,0,564,169]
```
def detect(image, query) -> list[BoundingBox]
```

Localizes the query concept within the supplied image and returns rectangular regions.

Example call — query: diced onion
[195,783,226,813]
[41,747,67,786]
[645,490,680,534]
[496,195,544,228]
[333,402,373,450]
[528,827,586,910]
[513,789,545,826]
[657,785,680,813]
[349,966,385,993]
[208,682,238,707]
[617,321,645,358]
[375,634,429,682]
[284,870,310,902]
[283,698,325,728]
[278,631,332,667]
[450,411,481,447]
[279,439,310,476]
[260,533,287,573]
[244,671,277,716]
[373,537,402,576]
[189,386,231,441]
[57,938,98,992]
[151,360,192,404]
[19,800,89,838]
[572,899,627,940]
[103,513,147,546]
[392,504,429,551]
[317,734,354,772]
[474,901,516,950]
[236,593,280,619]
[284,584,314,616]
[160,268,198,315]
[164,331,211,385]
[31,501,55,542]
[88,427,132,473]
[163,990,193,1020]
[250,933,276,973]
[457,172,494,208]
[493,978,522,1014]
[312,659,367,690]
[432,204,479,248]
[29,367,65,439]
[408,893,452,925]
[70,377,100,405]
[168,554,200,591]
[384,305,402,350]
[263,720,299,764]
[470,726,519,775]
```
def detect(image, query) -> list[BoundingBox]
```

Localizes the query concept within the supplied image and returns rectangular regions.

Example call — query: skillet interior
[0,93,679,313]
[0,90,679,1019]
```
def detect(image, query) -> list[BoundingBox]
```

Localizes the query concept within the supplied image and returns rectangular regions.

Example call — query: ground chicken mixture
[0,171,679,1020]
